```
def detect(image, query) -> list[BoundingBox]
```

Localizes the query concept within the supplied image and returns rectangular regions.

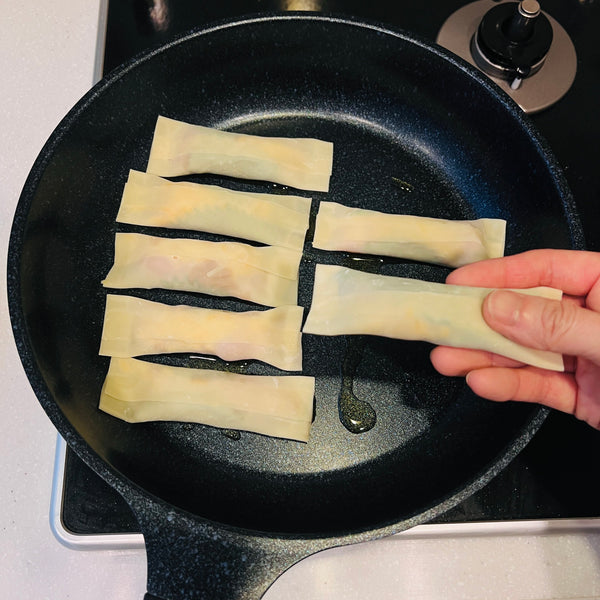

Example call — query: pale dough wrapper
[146,115,334,192]
[117,170,312,251]
[303,264,564,372]
[312,201,506,267]
[101,233,302,307]
[99,358,315,442]
[100,294,304,371]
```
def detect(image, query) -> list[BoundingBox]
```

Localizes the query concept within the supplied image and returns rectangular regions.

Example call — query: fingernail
[485,290,523,326]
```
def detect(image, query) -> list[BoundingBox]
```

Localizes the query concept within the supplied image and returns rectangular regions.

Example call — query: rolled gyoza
[146,115,334,192]
[101,233,302,307]
[312,201,506,267]
[99,294,304,371]
[303,264,564,371]
[117,170,312,251]
[99,358,315,442]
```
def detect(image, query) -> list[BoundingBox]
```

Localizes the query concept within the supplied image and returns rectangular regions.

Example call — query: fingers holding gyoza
[432,249,600,429]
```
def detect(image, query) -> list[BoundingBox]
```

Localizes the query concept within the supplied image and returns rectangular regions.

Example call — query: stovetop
[56,0,600,541]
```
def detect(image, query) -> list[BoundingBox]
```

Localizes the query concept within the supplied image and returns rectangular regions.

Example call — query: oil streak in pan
[339,335,376,434]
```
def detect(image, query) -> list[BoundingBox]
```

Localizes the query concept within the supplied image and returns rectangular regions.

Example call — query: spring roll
[100,294,303,371]
[117,170,312,251]
[303,264,564,371]
[312,201,506,267]
[146,115,334,192]
[101,233,302,307]
[99,357,315,442]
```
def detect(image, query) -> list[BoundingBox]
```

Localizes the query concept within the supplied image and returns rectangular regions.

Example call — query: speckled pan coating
[7,14,582,600]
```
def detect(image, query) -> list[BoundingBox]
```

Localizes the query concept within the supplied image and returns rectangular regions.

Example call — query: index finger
[446,249,600,298]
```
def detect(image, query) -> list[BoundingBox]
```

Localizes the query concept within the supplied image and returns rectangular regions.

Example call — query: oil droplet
[189,356,250,374]
[221,429,241,440]
[338,336,376,434]
[342,254,383,273]
[391,177,414,192]
[226,361,250,374]
[339,388,377,434]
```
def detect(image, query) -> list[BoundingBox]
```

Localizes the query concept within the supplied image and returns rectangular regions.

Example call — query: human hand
[430,249,600,429]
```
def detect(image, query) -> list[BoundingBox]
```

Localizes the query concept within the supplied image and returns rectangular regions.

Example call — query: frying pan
[8,13,583,600]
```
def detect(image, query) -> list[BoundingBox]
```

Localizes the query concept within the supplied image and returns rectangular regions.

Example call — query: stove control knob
[471,0,553,89]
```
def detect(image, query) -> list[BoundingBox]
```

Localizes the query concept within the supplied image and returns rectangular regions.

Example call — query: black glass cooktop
[60,0,600,536]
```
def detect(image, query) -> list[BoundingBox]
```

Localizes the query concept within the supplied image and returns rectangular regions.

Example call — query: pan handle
[126,492,322,600]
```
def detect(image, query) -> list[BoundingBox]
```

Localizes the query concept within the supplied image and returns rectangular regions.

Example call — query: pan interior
[13,18,574,536]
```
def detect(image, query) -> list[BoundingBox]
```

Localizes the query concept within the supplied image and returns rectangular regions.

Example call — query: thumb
[483,290,600,366]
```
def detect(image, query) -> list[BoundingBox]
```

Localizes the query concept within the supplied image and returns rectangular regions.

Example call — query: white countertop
[1,2,599,599]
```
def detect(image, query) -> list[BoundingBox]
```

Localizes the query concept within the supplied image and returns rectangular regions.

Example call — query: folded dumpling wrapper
[117,170,312,251]
[146,115,334,192]
[99,358,315,442]
[100,294,304,371]
[303,264,564,371]
[101,233,302,307]
[312,201,506,267]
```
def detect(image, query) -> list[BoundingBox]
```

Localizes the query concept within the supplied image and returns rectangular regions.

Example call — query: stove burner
[471,0,553,88]
[437,0,577,113]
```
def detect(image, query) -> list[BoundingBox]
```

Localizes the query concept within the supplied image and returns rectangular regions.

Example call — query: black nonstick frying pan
[8,14,583,600]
